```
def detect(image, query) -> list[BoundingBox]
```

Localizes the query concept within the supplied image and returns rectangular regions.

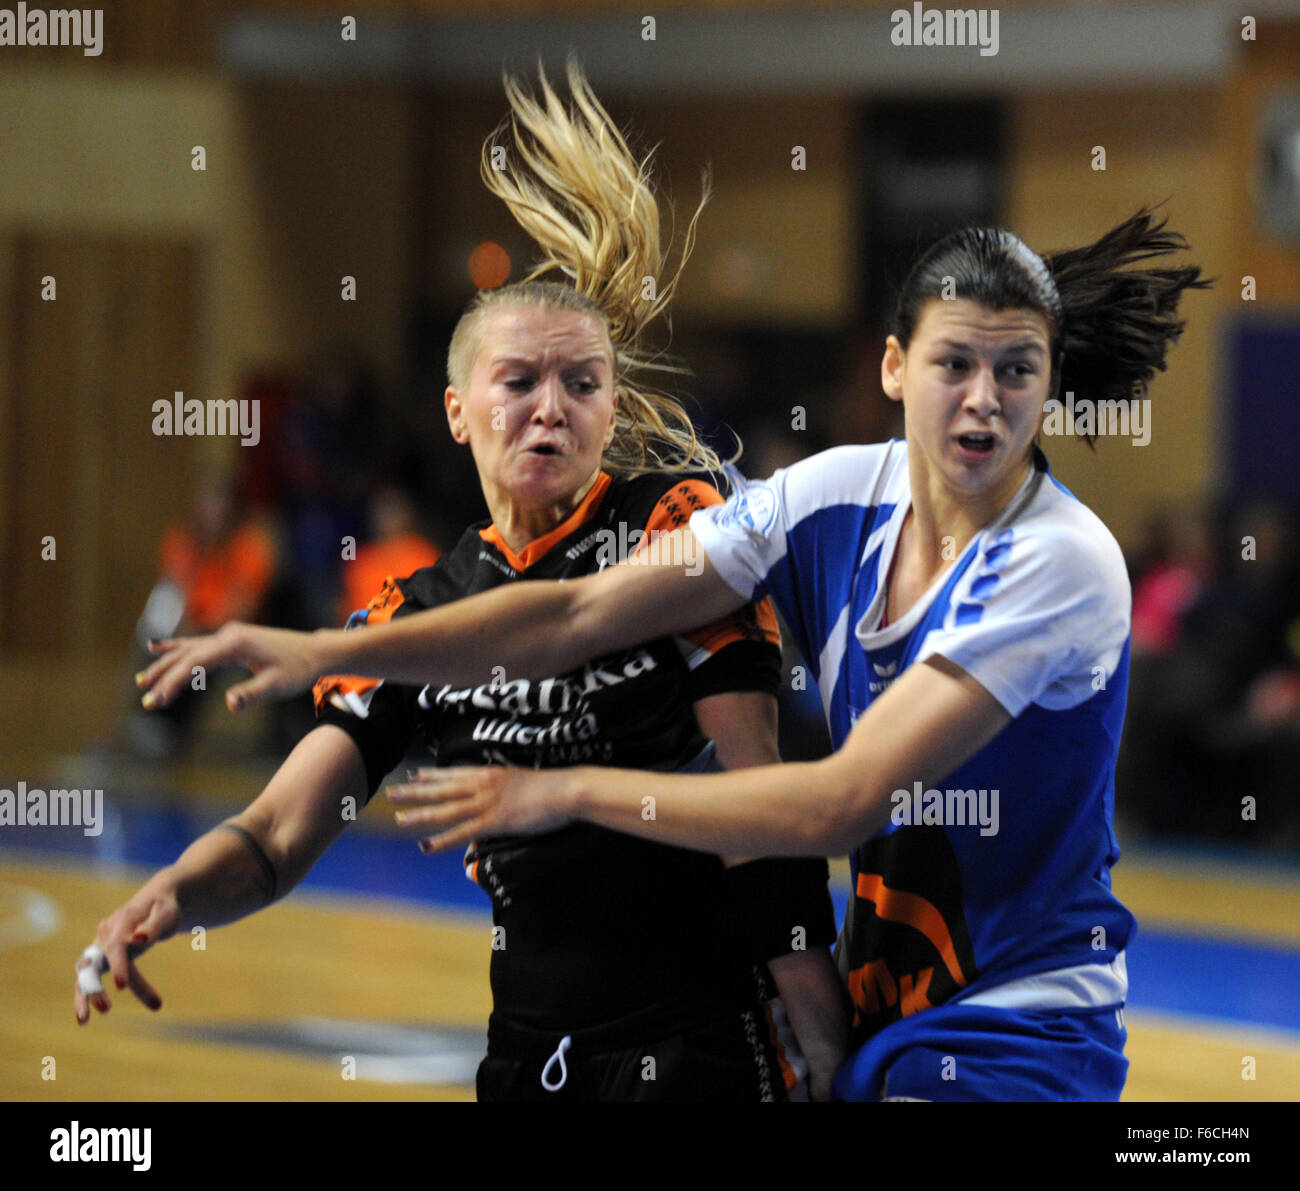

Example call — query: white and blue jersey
[691,440,1137,1099]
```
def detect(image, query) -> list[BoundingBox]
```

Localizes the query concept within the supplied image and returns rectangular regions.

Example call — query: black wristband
[219,822,278,904]
[724,857,837,962]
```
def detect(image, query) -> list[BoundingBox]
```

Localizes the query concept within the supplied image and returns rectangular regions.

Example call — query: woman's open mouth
[955,433,997,458]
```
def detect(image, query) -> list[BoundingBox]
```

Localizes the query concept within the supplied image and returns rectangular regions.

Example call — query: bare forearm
[572,757,878,857]
[149,825,280,934]
[321,579,591,686]
[320,542,742,689]
[568,662,1011,858]
[136,727,364,934]
[767,948,851,1097]
[140,532,743,714]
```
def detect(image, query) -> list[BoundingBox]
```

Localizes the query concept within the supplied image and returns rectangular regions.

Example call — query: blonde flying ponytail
[446,60,722,477]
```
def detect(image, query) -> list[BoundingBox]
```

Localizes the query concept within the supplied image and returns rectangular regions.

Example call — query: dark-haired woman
[135,211,1209,1100]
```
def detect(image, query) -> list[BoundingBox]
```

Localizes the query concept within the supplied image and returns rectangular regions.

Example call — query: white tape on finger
[77,943,108,997]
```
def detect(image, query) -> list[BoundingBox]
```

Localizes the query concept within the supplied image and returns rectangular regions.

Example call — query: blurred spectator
[1118,499,1300,851]
[126,472,278,759]
[1180,501,1299,698]
[274,343,386,629]
[235,367,298,512]
[156,475,277,635]
[339,486,442,622]
[1186,502,1300,849]
[1130,505,1213,655]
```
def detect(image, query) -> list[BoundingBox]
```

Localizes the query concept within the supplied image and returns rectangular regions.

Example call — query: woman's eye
[568,379,597,394]
[504,377,533,391]
[941,358,968,372]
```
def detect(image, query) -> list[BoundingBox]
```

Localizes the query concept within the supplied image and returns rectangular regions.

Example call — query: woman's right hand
[74,885,180,1025]
[389,765,584,850]
[135,622,337,713]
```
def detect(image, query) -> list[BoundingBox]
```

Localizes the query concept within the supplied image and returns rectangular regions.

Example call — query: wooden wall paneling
[3,235,201,660]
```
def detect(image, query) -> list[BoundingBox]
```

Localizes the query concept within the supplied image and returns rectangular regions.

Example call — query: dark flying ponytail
[1044,207,1212,416]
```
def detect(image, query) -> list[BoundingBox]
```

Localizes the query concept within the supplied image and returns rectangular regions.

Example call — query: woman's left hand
[388,766,582,851]
[136,622,336,712]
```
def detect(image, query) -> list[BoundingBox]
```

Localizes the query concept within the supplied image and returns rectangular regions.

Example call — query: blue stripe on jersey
[755,500,897,688]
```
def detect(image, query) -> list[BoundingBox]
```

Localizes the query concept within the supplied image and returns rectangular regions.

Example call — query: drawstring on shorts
[540,1034,572,1092]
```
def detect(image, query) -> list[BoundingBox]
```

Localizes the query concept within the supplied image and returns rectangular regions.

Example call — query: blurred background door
[1,233,200,661]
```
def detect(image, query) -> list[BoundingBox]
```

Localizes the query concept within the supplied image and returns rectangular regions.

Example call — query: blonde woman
[83,64,848,1102]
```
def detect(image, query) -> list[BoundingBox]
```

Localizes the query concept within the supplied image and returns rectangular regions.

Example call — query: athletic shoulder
[921,477,1130,714]
[1015,480,1131,609]
[764,440,906,521]
[701,441,903,547]
[608,469,728,533]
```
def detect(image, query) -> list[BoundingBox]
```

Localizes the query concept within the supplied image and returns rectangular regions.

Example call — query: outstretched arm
[136,528,743,711]
[391,656,1011,859]
[74,725,367,1024]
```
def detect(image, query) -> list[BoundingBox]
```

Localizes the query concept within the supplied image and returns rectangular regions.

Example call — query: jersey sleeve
[688,447,891,674]
[914,520,1132,716]
[725,857,838,963]
[686,471,789,603]
[312,576,425,801]
[638,477,782,699]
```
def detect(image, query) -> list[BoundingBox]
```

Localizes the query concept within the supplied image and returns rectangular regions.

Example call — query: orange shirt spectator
[160,520,277,632]
[340,532,441,623]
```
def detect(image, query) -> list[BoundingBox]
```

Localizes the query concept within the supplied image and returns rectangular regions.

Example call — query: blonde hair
[446,60,723,477]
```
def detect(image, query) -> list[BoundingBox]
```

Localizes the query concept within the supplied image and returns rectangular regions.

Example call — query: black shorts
[477,1008,785,1102]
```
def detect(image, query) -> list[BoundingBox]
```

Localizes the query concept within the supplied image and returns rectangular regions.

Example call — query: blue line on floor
[5,795,1298,1035]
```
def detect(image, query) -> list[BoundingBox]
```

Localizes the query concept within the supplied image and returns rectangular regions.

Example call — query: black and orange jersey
[312,470,833,1037]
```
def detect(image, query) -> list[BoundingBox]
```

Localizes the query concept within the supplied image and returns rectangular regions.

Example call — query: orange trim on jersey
[854,871,967,990]
[638,479,780,655]
[478,472,613,572]
[312,576,408,715]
